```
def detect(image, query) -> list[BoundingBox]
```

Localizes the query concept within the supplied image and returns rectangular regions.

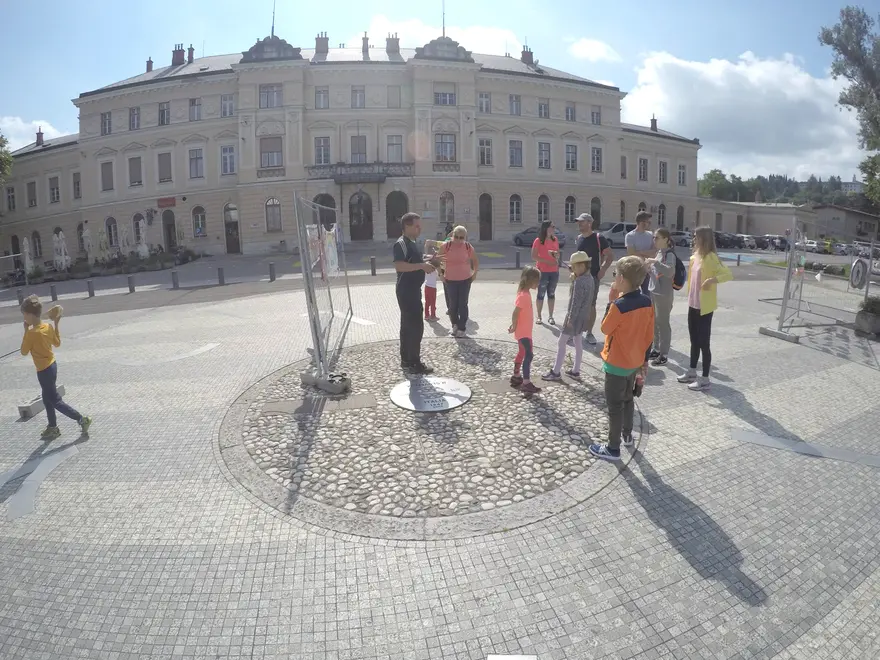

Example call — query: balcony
[305,162,414,184]
[433,162,460,173]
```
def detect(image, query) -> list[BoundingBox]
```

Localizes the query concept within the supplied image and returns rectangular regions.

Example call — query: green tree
[819,6,880,204]
[0,130,12,188]
[698,169,732,199]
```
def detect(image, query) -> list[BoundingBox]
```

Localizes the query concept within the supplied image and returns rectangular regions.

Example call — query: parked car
[805,240,818,253]
[754,235,771,250]
[598,222,637,248]
[816,239,832,255]
[512,226,567,248]
[737,234,757,249]
[714,232,738,249]
[669,230,692,247]
[833,243,849,256]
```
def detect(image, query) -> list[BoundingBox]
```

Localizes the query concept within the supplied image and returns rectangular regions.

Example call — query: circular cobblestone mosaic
[219,338,642,540]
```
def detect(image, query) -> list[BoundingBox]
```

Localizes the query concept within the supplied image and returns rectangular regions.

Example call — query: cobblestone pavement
[1,276,879,659]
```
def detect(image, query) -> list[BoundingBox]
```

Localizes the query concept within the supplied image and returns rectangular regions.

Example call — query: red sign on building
[157,197,176,208]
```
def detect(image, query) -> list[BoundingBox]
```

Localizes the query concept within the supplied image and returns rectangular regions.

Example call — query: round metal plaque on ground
[389,376,472,412]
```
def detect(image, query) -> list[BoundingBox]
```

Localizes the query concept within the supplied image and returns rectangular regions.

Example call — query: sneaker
[40,426,61,440]
[589,443,621,462]
[519,381,542,394]
[565,369,581,379]
[649,349,660,359]
[688,377,710,392]
[677,369,697,384]
[585,333,597,346]
[542,370,562,382]
[621,433,635,448]
[410,363,434,375]
[509,375,523,387]
[651,355,668,367]
[79,416,92,435]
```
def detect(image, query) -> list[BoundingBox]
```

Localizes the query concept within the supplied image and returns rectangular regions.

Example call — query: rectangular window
[129,107,140,130]
[565,144,577,171]
[350,135,367,164]
[315,86,329,109]
[221,145,236,174]
[259,84,283,108]
[72,172,81,199]
[387,85,401,108]
[27,181,37,207]
[591,146,603,173]
[159,101,170,126]
[158,152,173,182]
[315,137,331,165]
[128,157,143,186]
[566,105,577,122]
[386,135,403,163]
[509,140,523,168]
[49,177,60,203]
[100,162,113,191]
[6,186,15,211]
[509,94,521,116]
[189,98,202,121]
[188,149,204,179]
[678,164,687,186]
[434,134,456,162]
[538,98,550,119]
[434,83,456,106]
[620,155,627,179]
[591,105,601,125]
[638,157,648,181]
[658,160,668,184]
[100,111,112,135]
[221,94,235,117]
[260,137,283,168]
[479,138,493,166]
[478,92,491,114]
[538,142,551,169]
[351,86,365,109]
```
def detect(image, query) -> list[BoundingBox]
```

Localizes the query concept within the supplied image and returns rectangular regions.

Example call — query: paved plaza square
[1,271,879,659]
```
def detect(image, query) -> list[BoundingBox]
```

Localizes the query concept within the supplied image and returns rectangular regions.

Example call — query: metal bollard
[370,256,377,276]
[515,251,521,269]
[86,280,95,298]
[737,254,741,266]
[127,275,135,293]
[218,267,226,286]
[50,285,58,302]
[17,289,24,305]
[269,262,276,282]
[171,270,179,290]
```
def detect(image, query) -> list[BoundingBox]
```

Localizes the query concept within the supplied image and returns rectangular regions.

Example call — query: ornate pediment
[240,35,303,63]
[560,131,582,141]
[181,133,209,144]
[94,146,117,157]
[256,120,285,136]
[307,121,337,131]
[414,36,474,63]
[151,138,177,148]
[432,117,460,133]
[502,124,528,135]
[122,142,147,153]
[214,130,239,140]
[531,128,557,138]
[344,119,373,131]
[475,123,499,133]
[381,119,409,129]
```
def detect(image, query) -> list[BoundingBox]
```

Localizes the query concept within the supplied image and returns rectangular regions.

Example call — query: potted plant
[855,295,880,336]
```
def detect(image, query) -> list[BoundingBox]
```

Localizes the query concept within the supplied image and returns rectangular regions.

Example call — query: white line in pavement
[116,342,221,366]
[301,311,375,326]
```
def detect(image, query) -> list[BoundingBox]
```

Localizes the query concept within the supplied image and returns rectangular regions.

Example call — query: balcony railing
[305,162,414,184]
[433,162,460,173]
[257,167,286,179]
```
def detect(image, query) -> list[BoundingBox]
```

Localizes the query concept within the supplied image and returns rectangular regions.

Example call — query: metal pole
[50,285,58,302]
[737,254,741,266]
[866,236,876,302]
[127,275,135,293]
[269,262,276,282]
[218,267,225,286]
[86,280,95,298]
[171,270,179,290]
[776,215,797,332]
[370,256,376,276]
[295,193,328,378]
[17,289,24,305]
[515,250,521,269]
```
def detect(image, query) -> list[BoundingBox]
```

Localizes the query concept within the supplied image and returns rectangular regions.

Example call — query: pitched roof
[620,122,699,145]
[11,133,80,158]
[812,203,880,221]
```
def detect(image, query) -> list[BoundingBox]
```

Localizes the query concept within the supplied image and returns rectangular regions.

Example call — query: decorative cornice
[214,129,239,140]
[531,128,557,138]
[94,146,117,157]
[502,125,528,135]
[122,142,148,152]
[151,138,178,148]
[181,133,209,144]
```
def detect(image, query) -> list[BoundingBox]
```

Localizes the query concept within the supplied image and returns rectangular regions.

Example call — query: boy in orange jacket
[590,256,654,462]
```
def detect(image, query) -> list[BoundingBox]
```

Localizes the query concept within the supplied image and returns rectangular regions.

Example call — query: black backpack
[666,249,687,291]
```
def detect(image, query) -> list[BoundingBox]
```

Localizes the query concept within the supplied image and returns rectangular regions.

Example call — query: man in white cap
[574,213,614,345]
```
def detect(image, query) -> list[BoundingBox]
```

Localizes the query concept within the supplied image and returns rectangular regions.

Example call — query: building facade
[3,32,720,262]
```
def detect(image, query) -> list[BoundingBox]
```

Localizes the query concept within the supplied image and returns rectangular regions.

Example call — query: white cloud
[1,116,65,151]
[621,51,866,180]
[567,38,621,63]
[351,15,521,56]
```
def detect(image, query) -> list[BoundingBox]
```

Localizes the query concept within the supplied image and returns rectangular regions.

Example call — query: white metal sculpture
[22,236,33,274]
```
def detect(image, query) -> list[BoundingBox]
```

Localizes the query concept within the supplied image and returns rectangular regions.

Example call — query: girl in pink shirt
[508,266,542,394]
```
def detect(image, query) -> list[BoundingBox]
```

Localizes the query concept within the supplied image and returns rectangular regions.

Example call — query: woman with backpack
[645,228,681,366]
[439,225,479,337]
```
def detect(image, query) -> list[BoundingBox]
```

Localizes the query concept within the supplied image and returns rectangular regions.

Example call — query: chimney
[171,43,185,66]
[521,46,534,66]
[362,32,369,53]
[315,32,329,55]
[386,33,400,54]
[36,127,44,147]
[187,44,195,64]
[146,57,153,72]
[650,115,658,132]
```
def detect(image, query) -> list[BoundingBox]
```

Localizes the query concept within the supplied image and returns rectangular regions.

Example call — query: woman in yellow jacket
[677,226,733,391]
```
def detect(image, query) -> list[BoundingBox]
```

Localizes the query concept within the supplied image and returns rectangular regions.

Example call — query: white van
[598,222,637,248]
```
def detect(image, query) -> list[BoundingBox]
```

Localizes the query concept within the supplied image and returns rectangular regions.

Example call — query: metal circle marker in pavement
[389,376,472,412]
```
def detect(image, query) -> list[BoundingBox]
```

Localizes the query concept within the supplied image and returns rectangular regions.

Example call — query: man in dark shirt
[574,213,614,345]
[393,212,436,374]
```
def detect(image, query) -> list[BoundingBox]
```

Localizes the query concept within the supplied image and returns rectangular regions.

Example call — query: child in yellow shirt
[20,295,92,439]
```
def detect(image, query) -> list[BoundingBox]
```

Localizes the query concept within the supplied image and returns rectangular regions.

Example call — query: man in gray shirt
[625,211,655,295]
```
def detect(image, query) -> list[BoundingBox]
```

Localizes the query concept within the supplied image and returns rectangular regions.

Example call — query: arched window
[658,203,667,227]
[106,217,118,247]
[192,206,207,238]
[537,194,549,224]
[564,196,576,224]
[620,201,626,222]
[590,197,601,223]
[77,223,85,252]
[638,201,647,213]
[676,205,685,231]
[439,191,454,227]
[32,231,43,258]
[132,213,145,244]
[265,198,282,233]
[509,194,522,224]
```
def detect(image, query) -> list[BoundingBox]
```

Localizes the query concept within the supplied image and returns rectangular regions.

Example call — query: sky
[0,0,868,181]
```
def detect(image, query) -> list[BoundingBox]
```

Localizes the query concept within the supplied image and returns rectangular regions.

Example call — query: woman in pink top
[530,220,561,325]
[440,225,480,337]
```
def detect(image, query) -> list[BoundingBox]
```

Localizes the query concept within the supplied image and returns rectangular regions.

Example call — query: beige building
[811,203,879,241]
[3,32,725,261]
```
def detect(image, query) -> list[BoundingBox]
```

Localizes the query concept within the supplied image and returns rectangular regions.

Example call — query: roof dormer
[240,35,303,63]
[414,36,475,63]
